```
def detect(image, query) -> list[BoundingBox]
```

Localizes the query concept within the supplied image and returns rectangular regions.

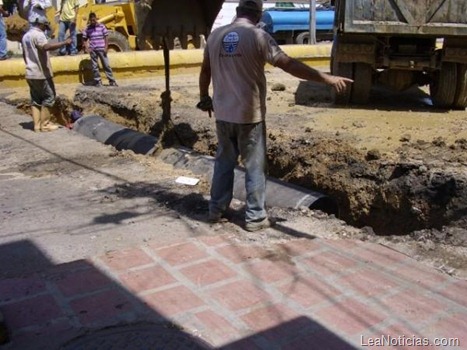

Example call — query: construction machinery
[5,0,225,51]
[331,0,467,109]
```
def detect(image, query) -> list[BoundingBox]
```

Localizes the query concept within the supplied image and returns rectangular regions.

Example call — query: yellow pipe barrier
[0,44,332,88]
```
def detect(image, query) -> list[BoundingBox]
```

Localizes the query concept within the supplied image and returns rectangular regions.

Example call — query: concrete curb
[0,44,332,88]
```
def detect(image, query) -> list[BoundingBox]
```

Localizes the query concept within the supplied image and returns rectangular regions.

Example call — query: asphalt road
[0,102,211,279]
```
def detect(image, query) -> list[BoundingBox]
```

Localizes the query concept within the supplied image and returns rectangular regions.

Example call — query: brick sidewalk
[0,231,465,350]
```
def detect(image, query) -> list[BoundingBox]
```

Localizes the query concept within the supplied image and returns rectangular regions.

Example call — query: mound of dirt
[2,67,466,277]
[5,14,28,42]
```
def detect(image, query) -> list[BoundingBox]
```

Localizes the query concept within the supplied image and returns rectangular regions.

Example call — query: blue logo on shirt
[222,32,239,54]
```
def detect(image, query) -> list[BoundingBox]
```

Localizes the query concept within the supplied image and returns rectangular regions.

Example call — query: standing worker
[198,0,352,231]
[56,0,79,55]
[82,12,118,87]
[24,0,52,24]
[0,0,9,60]
[22,17,71,132]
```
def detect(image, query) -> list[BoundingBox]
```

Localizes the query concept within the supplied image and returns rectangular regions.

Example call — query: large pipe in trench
[73,115,339,216]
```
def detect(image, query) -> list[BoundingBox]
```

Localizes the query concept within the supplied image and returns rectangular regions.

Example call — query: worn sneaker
[109,81,118,87]
[208,211,228,223]
[94,81,103,87]
[245,217,272,232]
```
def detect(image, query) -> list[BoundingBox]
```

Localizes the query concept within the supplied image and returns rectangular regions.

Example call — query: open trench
[40,81,467,249]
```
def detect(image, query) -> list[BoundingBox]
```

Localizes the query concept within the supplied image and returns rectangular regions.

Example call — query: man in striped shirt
[82,12,117,87]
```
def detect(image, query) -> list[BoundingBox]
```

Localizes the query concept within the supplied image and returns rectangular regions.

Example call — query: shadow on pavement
[0,239,357,349]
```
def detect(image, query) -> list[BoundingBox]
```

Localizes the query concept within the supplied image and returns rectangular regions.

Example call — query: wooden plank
[343,0,467,33]
[391,0,416,25]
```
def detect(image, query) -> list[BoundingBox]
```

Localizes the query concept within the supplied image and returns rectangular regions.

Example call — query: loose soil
[2,66,467,278]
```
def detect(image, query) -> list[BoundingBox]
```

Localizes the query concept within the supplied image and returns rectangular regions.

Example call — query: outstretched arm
[43,37,72,51]
[275,54,353,94]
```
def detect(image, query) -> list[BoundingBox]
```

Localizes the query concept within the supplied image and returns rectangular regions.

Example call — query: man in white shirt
[22,17,71,132]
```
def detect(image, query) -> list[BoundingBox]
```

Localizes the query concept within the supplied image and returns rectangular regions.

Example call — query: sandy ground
[1,65,466,279]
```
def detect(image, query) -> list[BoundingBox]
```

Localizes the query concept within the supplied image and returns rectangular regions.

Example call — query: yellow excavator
[5,0,225,51]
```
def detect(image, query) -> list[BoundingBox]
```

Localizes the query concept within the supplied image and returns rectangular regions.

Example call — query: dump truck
[331,0,467,109]
[5,0,225,51]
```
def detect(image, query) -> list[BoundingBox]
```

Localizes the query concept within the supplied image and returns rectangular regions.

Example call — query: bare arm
[83,37,90,53]
[275,54,353,94]
[72,4,78,23]
[199,54,211,98]
[0,5,9,16]
[43,37,72,51]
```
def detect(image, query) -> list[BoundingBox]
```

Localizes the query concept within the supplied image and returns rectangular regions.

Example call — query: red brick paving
[180,260,237,286]
[277,274,342,308]
[69,289,134,326]
[55,267,113,297]
[1,235,466,349]
[209,280,272,311]
[99,247,154,270]
[315,298,387,335]
[0,276,46,302]
[118,265,177,293]
[142,285,205,317]
[153,242,208,266]
[1,295,63,329]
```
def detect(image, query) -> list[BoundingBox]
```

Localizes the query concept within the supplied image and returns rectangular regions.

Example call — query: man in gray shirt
[199,0,352,231]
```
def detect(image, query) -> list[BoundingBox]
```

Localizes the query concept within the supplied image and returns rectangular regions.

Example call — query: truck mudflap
[136,0,224,49]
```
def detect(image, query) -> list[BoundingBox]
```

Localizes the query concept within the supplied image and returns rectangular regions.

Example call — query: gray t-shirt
[22,27,53,80]
[205,17,285,124]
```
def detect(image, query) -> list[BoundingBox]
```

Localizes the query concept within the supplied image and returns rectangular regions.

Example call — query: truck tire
[107,31,131,52]
[430,62,457,108]
[332,62,353,105]
[351,63,372,104]
[295,32,310,45]
[454,64,467,109]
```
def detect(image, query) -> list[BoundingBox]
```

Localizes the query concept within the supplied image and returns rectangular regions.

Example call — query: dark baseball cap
[238,0,263,11]
[33,16,51,28]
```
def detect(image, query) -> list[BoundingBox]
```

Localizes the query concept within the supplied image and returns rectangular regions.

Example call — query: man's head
[32,16,51,31]
[88,12,98,26]
[239,0,263,11]
[237,0,263,23]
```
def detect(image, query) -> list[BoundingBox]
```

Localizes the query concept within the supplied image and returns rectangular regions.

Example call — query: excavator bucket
[135,0,225,49]
[4,3,56,42]
[6,0,225,50]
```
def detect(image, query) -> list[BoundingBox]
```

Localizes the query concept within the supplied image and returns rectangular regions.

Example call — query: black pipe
[74,116,339,216]
[73,116,158,155]
[160,148,339,216]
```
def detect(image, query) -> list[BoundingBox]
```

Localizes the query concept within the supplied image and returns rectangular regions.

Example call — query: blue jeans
[0,17,7,58]
[58,21,77,55]
[210,120,267,223]
[90,50,116,84]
